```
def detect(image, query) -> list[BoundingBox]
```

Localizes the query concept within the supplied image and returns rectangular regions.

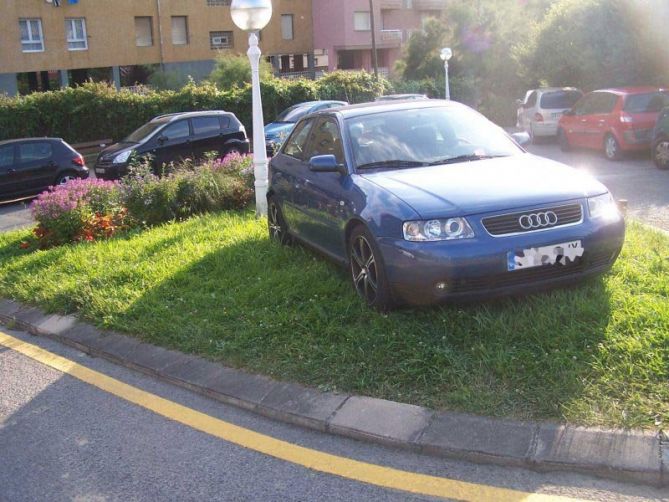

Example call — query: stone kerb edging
[0,298,665,487]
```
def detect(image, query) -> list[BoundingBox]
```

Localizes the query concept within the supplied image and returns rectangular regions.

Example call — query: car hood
[264,122,295,141]
[98,142,136,160]
[359,153,607,219]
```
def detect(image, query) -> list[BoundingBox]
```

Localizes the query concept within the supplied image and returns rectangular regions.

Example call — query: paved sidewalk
[1,298,666,487]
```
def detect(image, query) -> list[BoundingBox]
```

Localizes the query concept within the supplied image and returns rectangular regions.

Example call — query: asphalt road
[1,328,666,501]
[1,144,667,233]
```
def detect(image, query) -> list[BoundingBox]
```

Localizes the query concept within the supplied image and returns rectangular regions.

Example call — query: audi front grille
[481,203,583,236]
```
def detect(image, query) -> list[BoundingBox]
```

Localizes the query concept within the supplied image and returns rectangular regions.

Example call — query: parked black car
[0,138,89,200]
[652,106,669,170]
[94,111,249,180]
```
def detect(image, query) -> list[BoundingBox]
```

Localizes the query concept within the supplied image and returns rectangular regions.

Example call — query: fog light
[435,282,448,291]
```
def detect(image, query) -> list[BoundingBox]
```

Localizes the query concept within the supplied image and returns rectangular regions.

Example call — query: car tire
[652,139,669,170]
[604,134,622,161]
[348,225,394,311]
[267,196,292,245]
[558,129,571,152]
[55,172,78,186]
[224,146,242,157]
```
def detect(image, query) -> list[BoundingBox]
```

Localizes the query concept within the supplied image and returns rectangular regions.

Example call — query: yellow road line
[0,330,579,502]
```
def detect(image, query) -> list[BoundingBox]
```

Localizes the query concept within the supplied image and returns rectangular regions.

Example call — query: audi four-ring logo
[518,211,558,230]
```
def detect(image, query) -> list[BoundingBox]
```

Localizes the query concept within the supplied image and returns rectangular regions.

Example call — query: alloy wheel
[350,235,378,304]
[57,175,76,185]
[654,140,669,169]
[268,202,283,242]
[605,135,619,160]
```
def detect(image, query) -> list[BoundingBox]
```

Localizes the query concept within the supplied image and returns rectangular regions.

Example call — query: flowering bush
[31,179,126,248]
[23,153,254,249]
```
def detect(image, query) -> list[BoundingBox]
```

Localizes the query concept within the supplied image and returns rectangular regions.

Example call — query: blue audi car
[267,100,625,310]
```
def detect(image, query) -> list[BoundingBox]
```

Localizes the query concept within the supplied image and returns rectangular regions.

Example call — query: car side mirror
[516,99,524,106]
[157,135,168,144]
[511,131,531,147]
[309,155,347,175]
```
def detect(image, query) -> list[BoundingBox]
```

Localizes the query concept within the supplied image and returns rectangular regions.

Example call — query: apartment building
[312,0,446,75]
[0,0,313,96]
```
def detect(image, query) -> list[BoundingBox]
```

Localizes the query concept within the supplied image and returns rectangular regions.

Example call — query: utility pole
[369,0,379,79]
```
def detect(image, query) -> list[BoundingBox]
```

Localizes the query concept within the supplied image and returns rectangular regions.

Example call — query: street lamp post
[230,0,273,217]
[440,47,452,100]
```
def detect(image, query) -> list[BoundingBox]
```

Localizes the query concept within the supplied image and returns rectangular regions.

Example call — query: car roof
[593,86,666,95]
[376,94,428,100]
[288,100,348,108]
[152,110,233,122]
[0,137,62,147]
[534,87,581,93]
[323,99,467,119]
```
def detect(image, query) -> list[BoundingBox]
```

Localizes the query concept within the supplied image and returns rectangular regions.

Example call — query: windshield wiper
[357,160,428,170]
[428,154,509,165]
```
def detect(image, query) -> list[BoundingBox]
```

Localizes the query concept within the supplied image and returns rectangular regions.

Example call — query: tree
[208,53,274,90]
[518,0,669,90]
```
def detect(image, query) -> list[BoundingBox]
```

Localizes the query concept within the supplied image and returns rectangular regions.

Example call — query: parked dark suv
[94,111,249,180]
[652,106,669,170]
[0,138,89,200]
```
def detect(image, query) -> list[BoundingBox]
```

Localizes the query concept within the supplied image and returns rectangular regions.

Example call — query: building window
[65,18,87,51]
[353,12,371,31]
[206,0,232,5]
[281,14,294,40]
[171,16,188,45]
[135,17,153,47]
[19,19,44,53]
[210,31,233,49]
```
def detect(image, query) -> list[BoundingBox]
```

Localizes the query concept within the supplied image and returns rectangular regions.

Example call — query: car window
[283,119,314,160]
[276,104,314,123]
[304,118,345,164]
[539,90,582,109]
[347,106,521,169]
[525,91,537,108]
[0,145,14,169]
[220,116,231,129]
[161,120,190,141]
[19,142,52,162]
[590,93,618,114]
[623,92,668,113]
[123,121,166,143]
[192,117,221,136]
[572,95,593,116]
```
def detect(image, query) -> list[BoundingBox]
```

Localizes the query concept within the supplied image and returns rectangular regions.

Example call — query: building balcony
[413,0,448,10]
[379,29,403,46]
[379,0,403,9]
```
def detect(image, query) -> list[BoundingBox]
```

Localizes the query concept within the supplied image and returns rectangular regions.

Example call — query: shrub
[208,53,274,90]
[0,72,387,145]
[121,153,254,226]
[31,179,125,247]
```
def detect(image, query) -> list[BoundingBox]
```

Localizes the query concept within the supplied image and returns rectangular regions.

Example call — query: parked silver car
[516,88,583,142]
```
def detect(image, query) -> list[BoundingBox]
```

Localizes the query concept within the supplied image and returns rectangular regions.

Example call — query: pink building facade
[311,0,446,75]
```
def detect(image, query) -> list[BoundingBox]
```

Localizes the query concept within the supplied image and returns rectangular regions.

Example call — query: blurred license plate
[507,240,584,271]
[95,168,105,174]
[551,112,563,119]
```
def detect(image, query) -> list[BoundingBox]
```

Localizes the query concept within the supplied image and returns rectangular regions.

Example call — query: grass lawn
[0,211,667,429]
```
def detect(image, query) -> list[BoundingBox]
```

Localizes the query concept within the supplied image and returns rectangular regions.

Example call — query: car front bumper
[377,208,625,305]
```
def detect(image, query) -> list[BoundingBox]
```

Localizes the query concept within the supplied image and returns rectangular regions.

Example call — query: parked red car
[557,87,669,160]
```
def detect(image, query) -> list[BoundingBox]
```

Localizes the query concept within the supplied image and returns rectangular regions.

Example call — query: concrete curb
[1,298,665,487]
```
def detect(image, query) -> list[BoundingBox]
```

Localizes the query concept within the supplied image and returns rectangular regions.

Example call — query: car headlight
[113,150,133,164]
[403,218,475,242]
[587,192,619,220]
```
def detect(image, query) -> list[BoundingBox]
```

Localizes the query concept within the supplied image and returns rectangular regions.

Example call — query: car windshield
[623,92,669,113]
[275,104,315,123]
[540,90,582,109]
[123,121,166,143]
[347,106,522,170]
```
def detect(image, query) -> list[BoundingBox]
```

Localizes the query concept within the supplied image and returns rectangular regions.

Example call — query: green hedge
[0,71,390,144]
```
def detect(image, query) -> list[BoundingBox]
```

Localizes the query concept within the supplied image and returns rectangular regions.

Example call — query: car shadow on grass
[118,233,615,424]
